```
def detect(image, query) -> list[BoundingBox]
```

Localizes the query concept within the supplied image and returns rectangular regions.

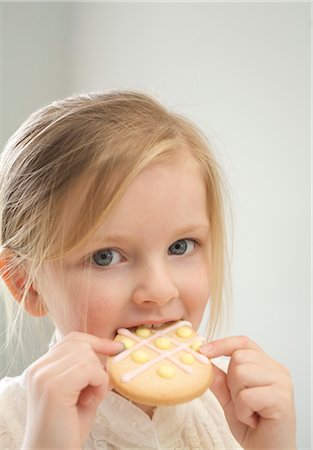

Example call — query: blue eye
[92,249,123,267]
[168,239,195,256]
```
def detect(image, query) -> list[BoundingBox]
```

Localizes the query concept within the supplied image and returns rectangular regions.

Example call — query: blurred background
[0,2,310,448]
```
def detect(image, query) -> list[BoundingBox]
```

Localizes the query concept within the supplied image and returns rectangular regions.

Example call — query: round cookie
[108,320,213,406]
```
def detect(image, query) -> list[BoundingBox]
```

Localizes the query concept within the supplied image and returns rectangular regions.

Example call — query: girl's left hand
[200,336,297,450]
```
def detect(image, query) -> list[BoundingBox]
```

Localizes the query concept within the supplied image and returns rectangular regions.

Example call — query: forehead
[91,158,209,241]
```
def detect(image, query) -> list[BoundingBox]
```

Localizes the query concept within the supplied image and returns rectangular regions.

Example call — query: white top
[0,371,243,450]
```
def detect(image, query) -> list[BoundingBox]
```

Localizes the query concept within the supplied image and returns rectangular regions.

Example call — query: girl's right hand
[21,332,124,450]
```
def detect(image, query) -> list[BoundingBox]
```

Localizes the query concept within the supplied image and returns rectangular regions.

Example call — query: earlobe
[0,252,48,317]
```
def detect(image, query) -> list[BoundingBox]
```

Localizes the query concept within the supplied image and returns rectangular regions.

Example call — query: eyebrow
[89,224,210,246]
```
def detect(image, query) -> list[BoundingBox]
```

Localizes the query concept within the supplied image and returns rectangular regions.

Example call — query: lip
[116,318,183,333]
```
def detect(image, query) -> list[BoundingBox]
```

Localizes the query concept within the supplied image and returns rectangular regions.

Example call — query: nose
[131,261,179,307]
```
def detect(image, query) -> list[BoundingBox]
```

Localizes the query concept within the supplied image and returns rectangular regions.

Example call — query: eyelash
[87,238,199,269]
[167,238,197,256]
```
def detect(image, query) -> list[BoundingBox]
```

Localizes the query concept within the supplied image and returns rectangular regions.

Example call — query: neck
[112,389,156,418]
[133,401,156,419]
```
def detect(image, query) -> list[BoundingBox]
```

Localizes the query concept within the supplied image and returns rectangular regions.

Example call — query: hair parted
[0,90,230,338]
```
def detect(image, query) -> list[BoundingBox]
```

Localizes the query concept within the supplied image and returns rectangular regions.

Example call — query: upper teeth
[143,323,165,329]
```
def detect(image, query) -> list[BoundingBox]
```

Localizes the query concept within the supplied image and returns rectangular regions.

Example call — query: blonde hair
[0,90,230,341]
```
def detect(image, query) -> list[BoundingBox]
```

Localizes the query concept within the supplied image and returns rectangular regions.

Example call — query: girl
[0,90,296,449]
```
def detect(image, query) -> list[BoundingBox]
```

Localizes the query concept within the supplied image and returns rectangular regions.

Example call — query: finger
[200,335,261,359]
[235,384,281,423]
[229,348,285,374]
[78,380,108,406]
[235,388,259,428]
[78,385,97,406]
[28,340,107,376]
[209,364,252,436]
[62,360,108,390]
[47,360,109,406]
[228,348,268,367]
[54,331,125,356]
[227,362,277,404]
[28,351,108,401]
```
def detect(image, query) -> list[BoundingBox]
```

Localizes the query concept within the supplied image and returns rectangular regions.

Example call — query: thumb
[78,377,109,407]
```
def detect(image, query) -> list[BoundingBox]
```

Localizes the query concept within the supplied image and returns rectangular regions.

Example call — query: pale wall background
[0,3,310,449]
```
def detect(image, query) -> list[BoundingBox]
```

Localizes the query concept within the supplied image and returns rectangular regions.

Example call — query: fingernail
[113,342,126,354]
[199,343,213,354]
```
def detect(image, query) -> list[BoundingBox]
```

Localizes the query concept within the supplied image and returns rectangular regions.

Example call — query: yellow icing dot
[157,364,176,378]
[176,326,193,338]
[181,353,195,365]
[120,337,134,349]
[136,327,152,338]
[191,340,202,352]
[154,337,171,349]
[132,350,150,364]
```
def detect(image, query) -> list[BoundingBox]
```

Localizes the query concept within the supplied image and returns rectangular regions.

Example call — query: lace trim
[91,423,220,450]
[0,428,24,450]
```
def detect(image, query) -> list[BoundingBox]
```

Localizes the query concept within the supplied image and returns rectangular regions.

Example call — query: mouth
[137,322,174,330]
[114,319,183,337]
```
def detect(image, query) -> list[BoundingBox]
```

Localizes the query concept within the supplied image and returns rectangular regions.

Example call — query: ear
[0,251,48,317]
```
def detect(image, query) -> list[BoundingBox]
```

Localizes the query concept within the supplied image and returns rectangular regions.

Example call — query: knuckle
[41,379,59,400]
[30,369,66,400]
[237,335,251,347]
[232,363,246,381]
[232,349,245,365]
[26,363,38,380]
[280,363,292,378]
[31,369,49,391]
[279,378,295,401]
[279,387,292,404]
[273,362,293,385]
[78,341,92,352]
[61,335,93,354]
[76,360,93,372]
[214,371,227,390]
[26,361,46,383]
[64,331,82,341]
[237,387,251,404]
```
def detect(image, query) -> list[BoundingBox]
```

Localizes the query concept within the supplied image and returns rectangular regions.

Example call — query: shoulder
[0,373,27,448]
[0,372,27,404]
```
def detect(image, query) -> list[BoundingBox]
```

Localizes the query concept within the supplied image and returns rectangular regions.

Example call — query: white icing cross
[112,320,208,383]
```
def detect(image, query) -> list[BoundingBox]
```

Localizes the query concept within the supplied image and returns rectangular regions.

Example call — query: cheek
[180,253,211,293]
[178,257,211,318]
[184,272,211,307]
[86,291,116,316]
[84,295,124,338]
[36,268,96,333]
[83,277,130,336]
[36,263,128,336]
